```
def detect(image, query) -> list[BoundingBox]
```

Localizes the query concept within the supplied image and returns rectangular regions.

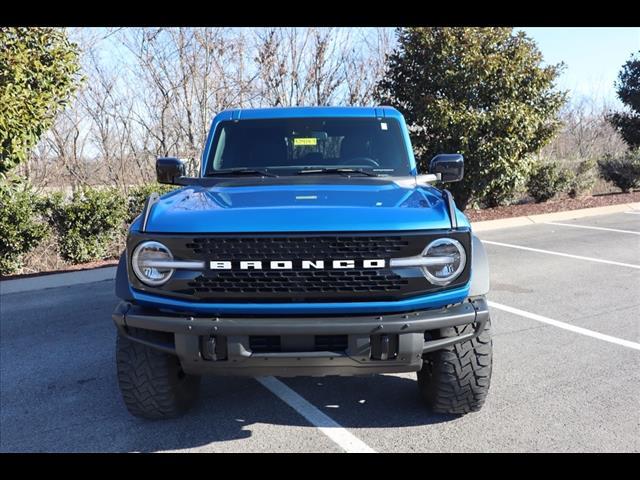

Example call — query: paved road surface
[1,211,638,452]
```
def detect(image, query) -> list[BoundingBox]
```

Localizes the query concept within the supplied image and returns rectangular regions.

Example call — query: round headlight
[421,238,466,286]
[131,241,174,286]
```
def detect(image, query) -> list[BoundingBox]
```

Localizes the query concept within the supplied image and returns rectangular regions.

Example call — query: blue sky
[517,27,640,107]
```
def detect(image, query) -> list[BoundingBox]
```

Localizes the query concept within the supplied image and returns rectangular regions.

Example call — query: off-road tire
[417,318,492,414]
[116,328,201,419]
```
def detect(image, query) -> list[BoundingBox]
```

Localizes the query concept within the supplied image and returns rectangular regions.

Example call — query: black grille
[185,236,410,260]
[188,269,407,295]
[127,230,472,303]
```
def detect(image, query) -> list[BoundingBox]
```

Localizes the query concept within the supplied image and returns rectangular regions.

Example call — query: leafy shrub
[606,52,640,150]
[0,179,49,275]
[375,27,566,209]
[42,187,127,264]
[126,183,177,224]
[526,162,572,203]
[567,158,597,198]
[0,28,81,174]
[597,150,640,193]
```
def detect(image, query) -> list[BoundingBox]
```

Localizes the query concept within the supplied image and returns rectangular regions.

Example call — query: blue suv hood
[142,179,461,233]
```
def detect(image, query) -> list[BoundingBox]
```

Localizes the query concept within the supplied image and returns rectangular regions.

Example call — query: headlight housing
[131,241,174,286]
[420,238,466,286]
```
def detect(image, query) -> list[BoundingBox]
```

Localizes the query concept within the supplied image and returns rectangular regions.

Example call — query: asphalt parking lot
[1,211,639,452]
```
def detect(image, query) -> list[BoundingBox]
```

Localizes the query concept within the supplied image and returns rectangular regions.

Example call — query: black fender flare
[470,234,490,297]
[115,251,134,301]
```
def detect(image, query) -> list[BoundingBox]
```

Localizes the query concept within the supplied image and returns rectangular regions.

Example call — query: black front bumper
[112,297,489,377]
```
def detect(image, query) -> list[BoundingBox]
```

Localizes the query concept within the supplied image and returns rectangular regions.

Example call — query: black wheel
[417,318,492,414]
[116,328,201,419]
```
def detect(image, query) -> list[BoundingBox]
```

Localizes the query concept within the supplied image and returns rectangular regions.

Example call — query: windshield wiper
[206,168,277,177]
[296,168,379,177]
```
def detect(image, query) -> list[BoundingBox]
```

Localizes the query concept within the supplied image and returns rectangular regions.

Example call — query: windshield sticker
[293,137,318,146]
[380,122,388,130]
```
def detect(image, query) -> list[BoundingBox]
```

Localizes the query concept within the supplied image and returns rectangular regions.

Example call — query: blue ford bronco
[112,106,492,419]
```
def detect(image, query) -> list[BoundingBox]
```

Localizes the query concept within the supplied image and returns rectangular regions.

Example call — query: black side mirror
[429,154,464,183]
[156,157,186,185]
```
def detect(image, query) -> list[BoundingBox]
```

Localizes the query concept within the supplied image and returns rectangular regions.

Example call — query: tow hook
[371,334,397,361]
[203,336,217,361]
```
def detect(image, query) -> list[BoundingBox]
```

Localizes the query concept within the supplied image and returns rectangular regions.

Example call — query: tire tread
[116,328,200,419]
[418,319,492,415]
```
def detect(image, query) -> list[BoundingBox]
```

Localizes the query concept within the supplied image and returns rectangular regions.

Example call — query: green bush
[526,162,572,203]
[606,52,640,150]
[0,28,81,174]
[0,179,49,275]
[126,183,177,224]
[375,27,566,209]
[42,187,127,264]
[597,151,640,193]
[567,158,597,199]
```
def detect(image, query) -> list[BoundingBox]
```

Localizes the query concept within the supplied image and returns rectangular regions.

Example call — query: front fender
[115,251,134,301]
[470,234,490,296]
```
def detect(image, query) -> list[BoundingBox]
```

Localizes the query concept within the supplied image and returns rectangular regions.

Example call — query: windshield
[205,117,412,176]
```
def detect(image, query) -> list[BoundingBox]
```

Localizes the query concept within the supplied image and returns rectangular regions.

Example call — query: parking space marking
[256,376,376,453]
[488,301,640,351]
[545,222,640,235]
[625,211,640,215]
[483,240,640,269]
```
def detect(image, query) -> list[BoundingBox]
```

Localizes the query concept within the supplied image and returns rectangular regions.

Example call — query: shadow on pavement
[0,286,459,452]
[1,370,458,452]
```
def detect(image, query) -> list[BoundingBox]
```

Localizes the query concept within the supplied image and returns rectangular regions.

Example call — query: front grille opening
[186,236,410,259]
[314,335,348,352]
[138,232,471,302]
[249,335,348,354]
[187,269,407,295]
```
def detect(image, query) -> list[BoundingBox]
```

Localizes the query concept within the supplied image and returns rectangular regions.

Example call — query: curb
[471,202,640,232]
[0,266,117,295]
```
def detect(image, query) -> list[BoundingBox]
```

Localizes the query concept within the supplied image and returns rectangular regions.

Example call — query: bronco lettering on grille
[209,259,386,270]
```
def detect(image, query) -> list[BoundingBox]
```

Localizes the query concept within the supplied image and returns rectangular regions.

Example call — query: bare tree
[342,28,394,106]
[539,96,628,163]
[23,27,399,189]
[253,27,393,107]
[115,28,259,176]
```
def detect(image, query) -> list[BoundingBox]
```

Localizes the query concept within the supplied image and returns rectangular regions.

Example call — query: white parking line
[483,240,640,269]
[257,376,376,453]
[488,301,640,351]
[546,222,640,235]
[625,211,640,215]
